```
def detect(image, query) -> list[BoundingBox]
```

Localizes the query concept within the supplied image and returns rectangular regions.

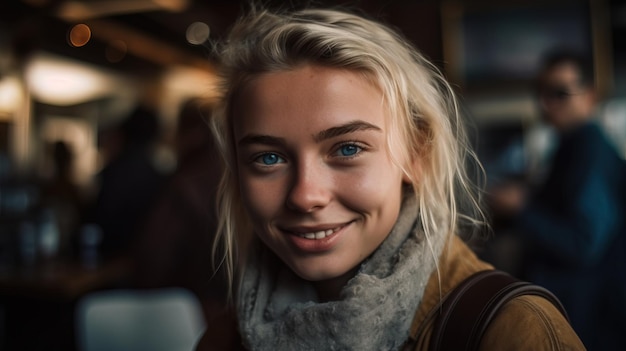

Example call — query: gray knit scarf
[237,197,446,351]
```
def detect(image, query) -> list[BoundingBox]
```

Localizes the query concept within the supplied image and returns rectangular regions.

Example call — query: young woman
[196,6,584,351]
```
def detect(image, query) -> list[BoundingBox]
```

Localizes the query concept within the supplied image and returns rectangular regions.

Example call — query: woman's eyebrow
[237,120,381,147]
[238,134,286,147]
[313,120,382,142]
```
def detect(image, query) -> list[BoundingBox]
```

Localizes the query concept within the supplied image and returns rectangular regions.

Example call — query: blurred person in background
[83,104,168,259]
[130,98,229,332]
[490,49,626,350]
[39,140,86,257]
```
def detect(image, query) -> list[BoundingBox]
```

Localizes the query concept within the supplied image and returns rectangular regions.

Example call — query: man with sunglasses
[536,51,600,132]
[490,49,626,350]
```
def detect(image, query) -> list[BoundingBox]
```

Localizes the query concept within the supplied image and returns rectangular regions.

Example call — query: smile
[294,224,347,240]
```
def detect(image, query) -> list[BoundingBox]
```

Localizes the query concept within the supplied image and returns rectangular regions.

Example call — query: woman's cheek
[240,176,283,220]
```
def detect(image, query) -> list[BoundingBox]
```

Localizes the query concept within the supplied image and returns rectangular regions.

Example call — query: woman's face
[233,65,407,283]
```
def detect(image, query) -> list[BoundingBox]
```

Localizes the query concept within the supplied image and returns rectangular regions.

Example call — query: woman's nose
[285,160,331,213]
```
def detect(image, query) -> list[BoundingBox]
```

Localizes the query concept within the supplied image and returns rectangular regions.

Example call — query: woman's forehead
[231,65,391,137]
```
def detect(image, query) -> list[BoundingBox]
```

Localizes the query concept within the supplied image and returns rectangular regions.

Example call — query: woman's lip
[284,222,352,253]
[289,223,346,239]
[282,222,351,234]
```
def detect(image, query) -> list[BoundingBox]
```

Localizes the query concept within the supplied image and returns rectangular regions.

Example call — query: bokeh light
[185,22,210,45]
[69,23,91,47]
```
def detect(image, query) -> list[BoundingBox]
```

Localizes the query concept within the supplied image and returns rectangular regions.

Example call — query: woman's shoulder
[410,236,585,350]
[480,294,585,350]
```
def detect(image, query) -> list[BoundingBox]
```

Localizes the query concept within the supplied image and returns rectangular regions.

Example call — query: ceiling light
[25,53,121,106]
[0,76,23,114]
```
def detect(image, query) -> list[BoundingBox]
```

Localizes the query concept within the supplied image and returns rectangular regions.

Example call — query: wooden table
[0,257,132,351]
[0,257,131,299]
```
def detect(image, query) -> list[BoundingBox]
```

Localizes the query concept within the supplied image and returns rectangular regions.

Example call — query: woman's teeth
[297,226,341,240]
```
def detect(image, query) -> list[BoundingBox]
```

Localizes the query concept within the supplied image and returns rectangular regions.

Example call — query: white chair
[75,287,206,351]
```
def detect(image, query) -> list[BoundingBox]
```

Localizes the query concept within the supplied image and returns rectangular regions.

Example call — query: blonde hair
[210,6,486,297]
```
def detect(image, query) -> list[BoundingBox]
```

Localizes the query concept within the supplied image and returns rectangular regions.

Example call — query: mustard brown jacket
[406,235,585,350]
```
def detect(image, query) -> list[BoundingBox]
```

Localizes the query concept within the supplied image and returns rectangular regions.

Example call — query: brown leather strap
[428,270,569,351]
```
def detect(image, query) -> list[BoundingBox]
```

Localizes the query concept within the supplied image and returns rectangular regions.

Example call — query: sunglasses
[538,85,584,102]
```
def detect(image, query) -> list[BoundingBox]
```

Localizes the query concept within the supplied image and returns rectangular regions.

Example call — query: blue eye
[256,153,284,165]
[338,144,361,157]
